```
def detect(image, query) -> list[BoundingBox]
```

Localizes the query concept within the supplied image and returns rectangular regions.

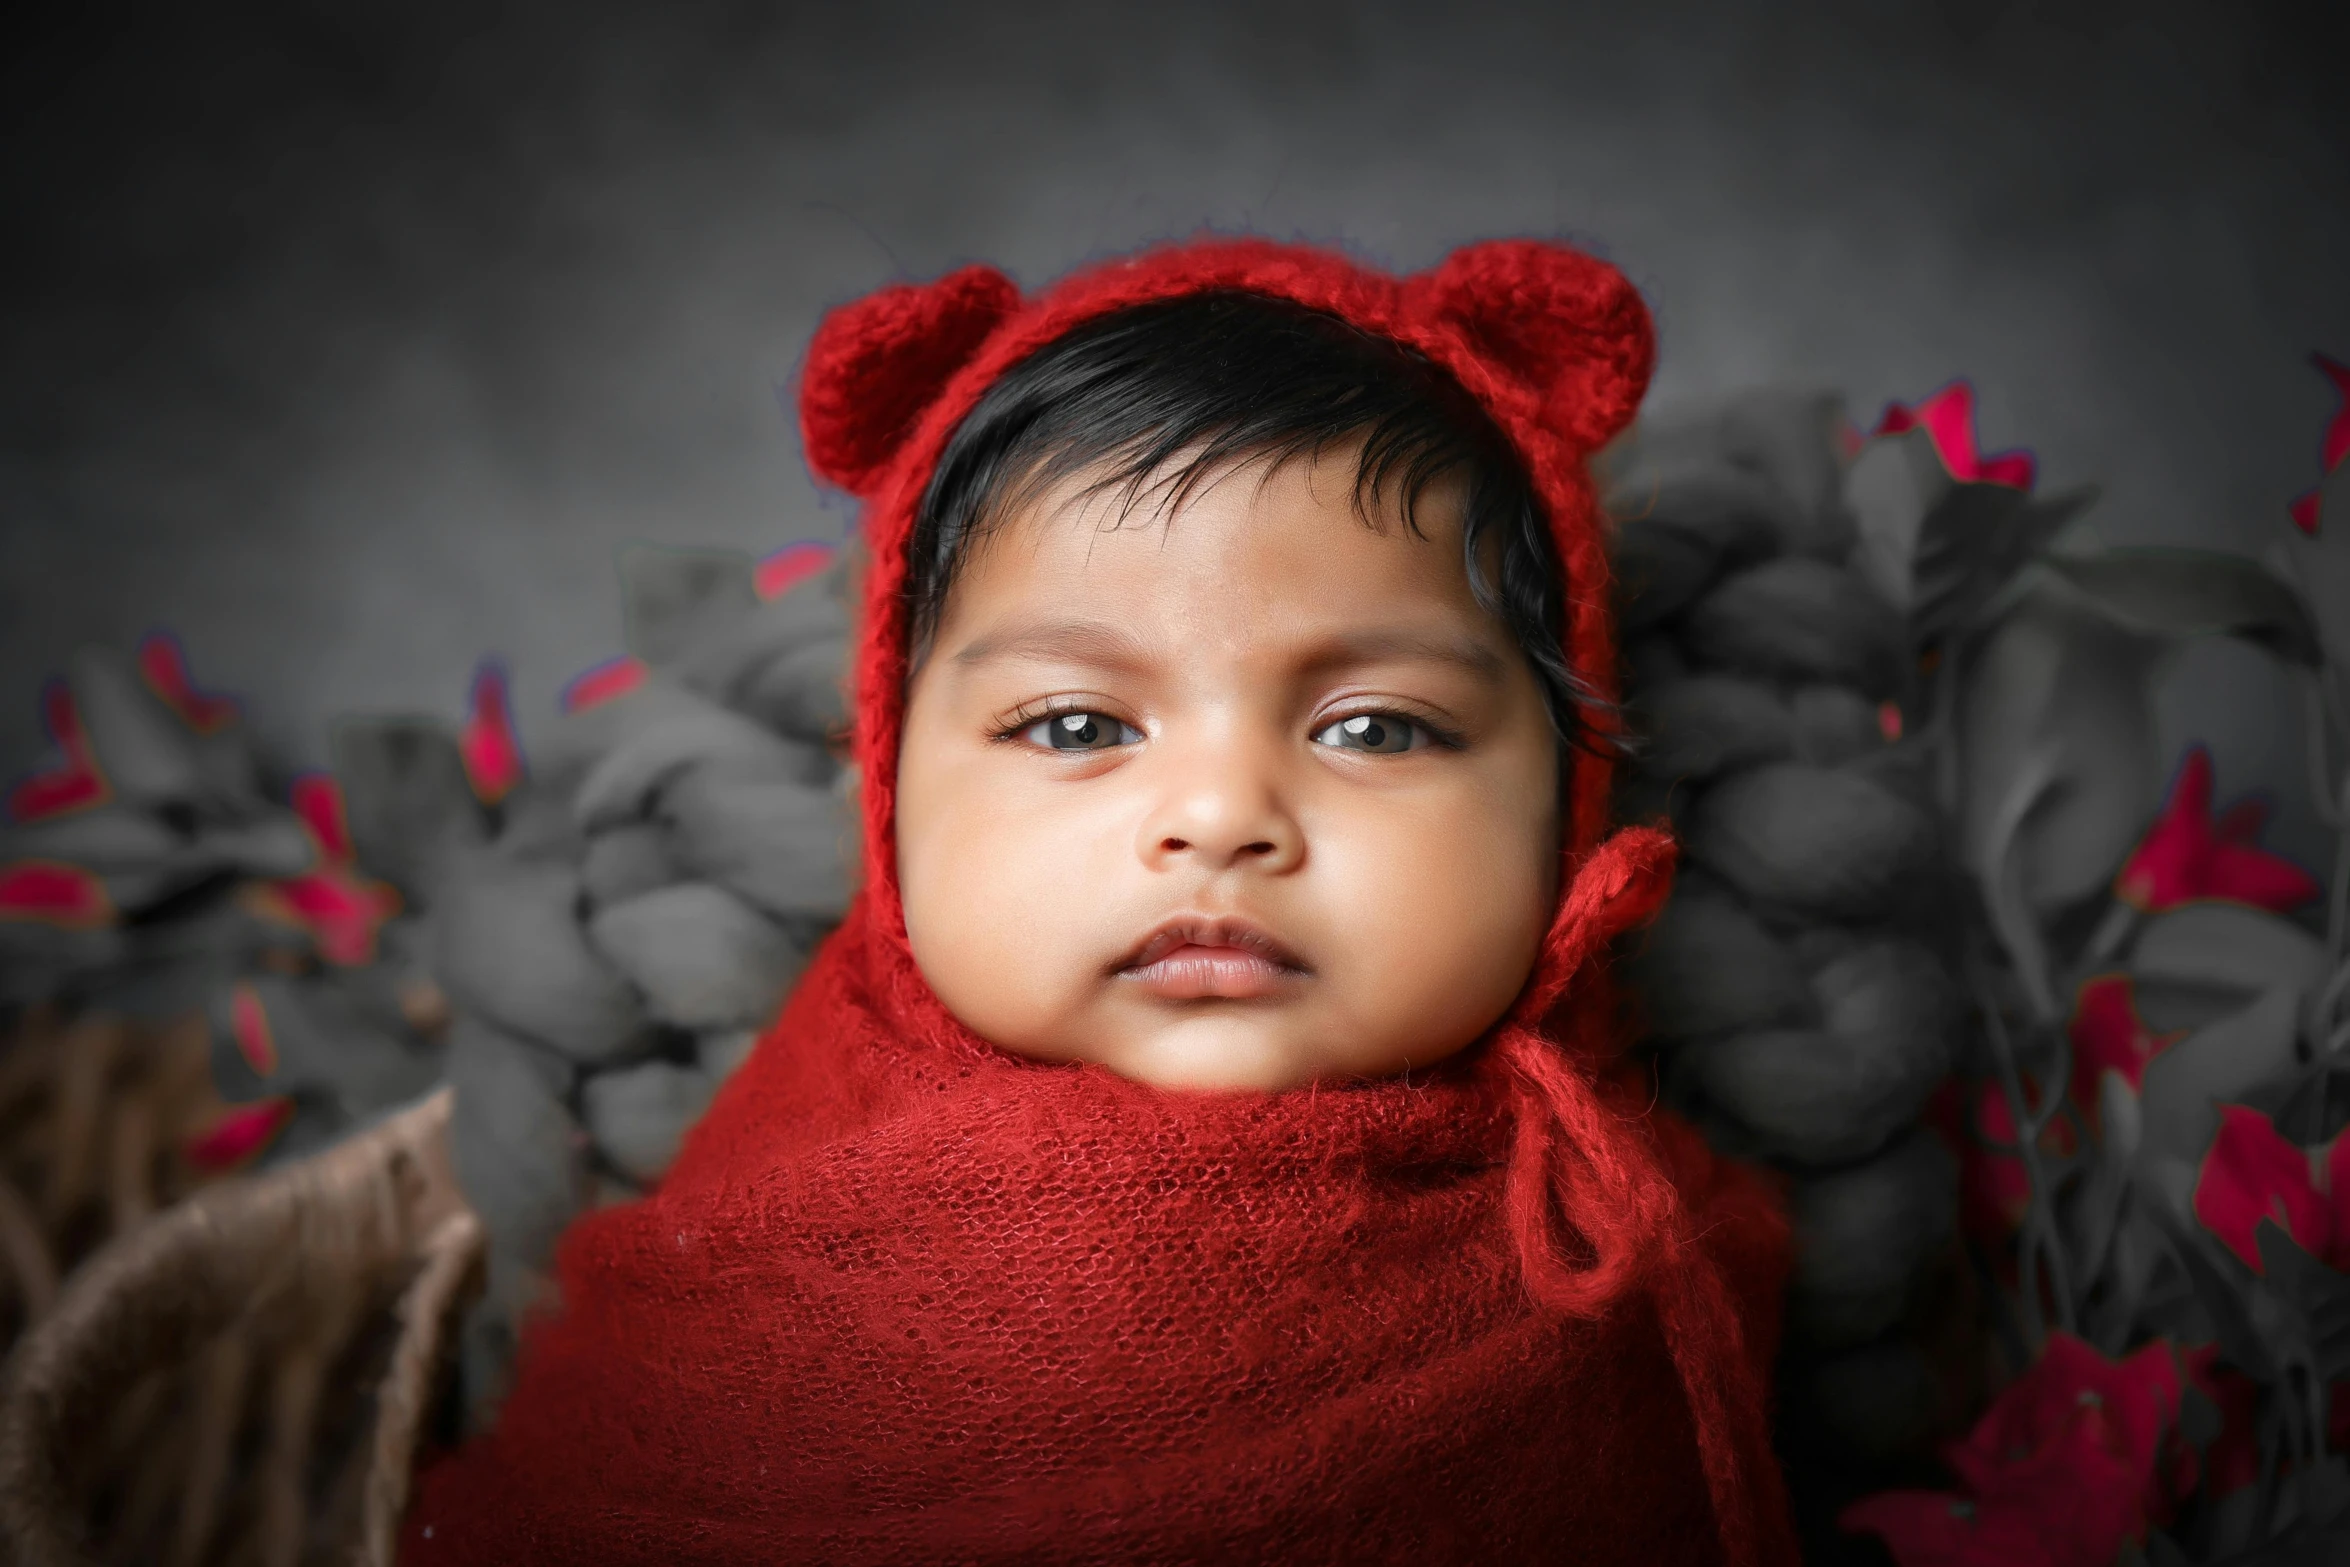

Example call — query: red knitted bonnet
[799,238,1669,1029]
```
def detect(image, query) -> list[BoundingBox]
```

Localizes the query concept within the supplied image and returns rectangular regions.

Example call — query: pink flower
[561,655,648,713]
[5,681,107,822]
[1949,1078,2074,1255]
[135,630,239,733]
[754,539,834,600]
[1873,381,2037,490]
[2067,976,2181,1112]
[1844,1335,2190,1567]
[2288,351,2350,536]
[2113,747,2320,913]
[182,1096,294,1173]
[0,860,113,928]
[2191,1105,2350,1272]
[253,773,400,967]
[459,662,526,805]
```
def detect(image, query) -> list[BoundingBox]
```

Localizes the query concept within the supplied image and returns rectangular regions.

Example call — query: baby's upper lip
[1115,915,1309,974]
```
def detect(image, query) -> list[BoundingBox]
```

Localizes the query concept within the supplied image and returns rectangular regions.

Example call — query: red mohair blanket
[404,237,1800,1566]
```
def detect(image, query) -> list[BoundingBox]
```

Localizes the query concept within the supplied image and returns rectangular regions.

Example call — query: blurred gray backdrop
[3,0,2345,865]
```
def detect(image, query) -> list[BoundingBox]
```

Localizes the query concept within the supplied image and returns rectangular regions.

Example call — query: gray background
[3,0,2345,866]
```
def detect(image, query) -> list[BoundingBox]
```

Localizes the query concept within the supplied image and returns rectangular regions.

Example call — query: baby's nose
[1136,776,1304,875]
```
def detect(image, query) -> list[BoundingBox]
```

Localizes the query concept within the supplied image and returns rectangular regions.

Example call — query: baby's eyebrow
[1302,628,1509,682]
[951,619,1154,670]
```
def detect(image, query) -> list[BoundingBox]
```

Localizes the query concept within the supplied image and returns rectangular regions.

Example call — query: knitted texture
[404,237,1797,1565]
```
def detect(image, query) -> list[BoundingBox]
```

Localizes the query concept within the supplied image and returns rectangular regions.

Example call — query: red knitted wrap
[405,238,1798,1565]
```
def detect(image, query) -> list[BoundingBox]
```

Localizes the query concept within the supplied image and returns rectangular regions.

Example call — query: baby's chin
[997,1006,1470,1094]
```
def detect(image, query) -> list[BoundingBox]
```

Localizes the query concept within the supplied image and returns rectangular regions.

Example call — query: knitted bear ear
[1407,240,1655,455]
[799,265,1024,497]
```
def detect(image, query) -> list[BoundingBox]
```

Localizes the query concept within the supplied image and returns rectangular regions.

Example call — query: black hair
[906,290,1600,751]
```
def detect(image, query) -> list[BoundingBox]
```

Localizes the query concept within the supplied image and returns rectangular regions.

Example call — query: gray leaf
[206,972,443,1114]
[328,716,487,900]
[1808,1340,1941,1459]
[733,637,848,744]
[1910,482,2094,646]
[588,881,806,1031]
[65,648,212,803]
[2277,460,2350,676]
[1623,885,1814,1040]
[619,544,760,667]
[1787,1131,1956,1347]
[447,1015,587,1271]
[1606,470,1788,627]
[2039,548,2322,666]
[1686,959,1953,1169]
[699,1027,761,1079]
[673,558,853,706]
[2135,985,2302,1165]
[1630,675,1792,783]
[2133,901,2327,1007]
[1682,558,1909,697]
[1958,586,2164,916]
[580,1058,719,1186]
[572,698,829,833]
[1684,763,1939,920]
[580,821,683,911]
[434,852,646,1064]
[662,771,855,921]
[1789,684,1885,767]
[1846,428,1949,614]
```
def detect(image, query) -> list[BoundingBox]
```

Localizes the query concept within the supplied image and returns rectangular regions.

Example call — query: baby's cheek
[1319,789,1554,1060]
[898,755,1119,1058]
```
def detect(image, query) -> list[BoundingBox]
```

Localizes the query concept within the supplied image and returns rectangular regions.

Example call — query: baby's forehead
[940,451,1515,665]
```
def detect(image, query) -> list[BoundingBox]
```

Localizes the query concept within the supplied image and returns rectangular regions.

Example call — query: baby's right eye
[1018,711,1141,751]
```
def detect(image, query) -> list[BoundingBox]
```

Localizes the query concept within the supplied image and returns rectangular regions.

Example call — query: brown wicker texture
[0,1009,236,1348]
[0,1087,478,1567]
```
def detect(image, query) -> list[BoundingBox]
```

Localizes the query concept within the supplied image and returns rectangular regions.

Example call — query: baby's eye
[1020,711,1141,751]
[1312,713,1423,754]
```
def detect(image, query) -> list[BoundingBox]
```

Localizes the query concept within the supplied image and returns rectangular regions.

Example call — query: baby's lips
[1115,913,1308,975]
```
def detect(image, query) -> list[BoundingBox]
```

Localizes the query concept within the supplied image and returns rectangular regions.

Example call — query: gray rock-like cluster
[0,647,459,1172]
[1605,390,1965,1462]
[431,545,855,1414]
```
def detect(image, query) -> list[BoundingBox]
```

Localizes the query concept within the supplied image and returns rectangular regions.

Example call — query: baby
[407,241,1797,1567]
[896,290,1568,1093]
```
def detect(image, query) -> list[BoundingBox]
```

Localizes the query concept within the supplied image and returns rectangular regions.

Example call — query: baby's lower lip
[1118,944,1304,1000]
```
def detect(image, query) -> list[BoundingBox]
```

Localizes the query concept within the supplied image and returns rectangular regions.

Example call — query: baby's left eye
[1312,713,1423,754]
[1019,711,1142,751]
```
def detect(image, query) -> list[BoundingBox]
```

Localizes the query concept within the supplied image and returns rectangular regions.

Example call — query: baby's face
[895,449,1561,1091]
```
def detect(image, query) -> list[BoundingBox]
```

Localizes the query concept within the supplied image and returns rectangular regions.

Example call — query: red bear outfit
[404,238,1799,1566]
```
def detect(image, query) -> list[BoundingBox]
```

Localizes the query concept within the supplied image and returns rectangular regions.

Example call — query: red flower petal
[1851,1335,2194,1566]
[559,655,648,713]
[0,860,114,928]
[5,681,109,823]
[753,540,834,600]
[2193,1105,2330,1271]
[2115,747,2319,913]
[2291,488,2323,537]
[2213,796,2270,845]
[272,866,400,967]
[2316,352,2350,474]
[229,981,278,1076]
[135,631,239,734]
[2182,1346,2264,1498]
[288,772,353,864]
[1874,380,2038,490]
[183,1096,294,1173]
[2325,1129,2350,1273]
[1844,1489,2077,1567]
[2068,976,2180,1107]
[2205,838,2323,912]
[459,663,526,805]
